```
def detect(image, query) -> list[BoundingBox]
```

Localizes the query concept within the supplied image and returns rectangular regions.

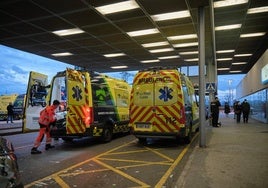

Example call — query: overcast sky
[0,44,245,100]
[0,45,74,94]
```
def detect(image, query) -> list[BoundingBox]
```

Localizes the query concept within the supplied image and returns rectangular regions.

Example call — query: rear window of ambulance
[133,84,154,106]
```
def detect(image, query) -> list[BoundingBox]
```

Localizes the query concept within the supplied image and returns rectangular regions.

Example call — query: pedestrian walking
[233,101,236,119]
[31,100,60,154]
[6,102,14,123]
[234,101,242,123]
[224,102,231,117]
[241,99,250,123]
[210,97,221,127]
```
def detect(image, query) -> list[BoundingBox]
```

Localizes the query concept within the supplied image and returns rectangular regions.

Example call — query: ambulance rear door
[131,69,184,134]
[23,71,48,132]
[65,69,87,134]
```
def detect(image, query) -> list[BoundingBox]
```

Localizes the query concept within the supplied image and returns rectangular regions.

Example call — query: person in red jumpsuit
[31,100,60,154]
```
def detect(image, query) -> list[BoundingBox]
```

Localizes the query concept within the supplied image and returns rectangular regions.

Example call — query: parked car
[0,136,23,188]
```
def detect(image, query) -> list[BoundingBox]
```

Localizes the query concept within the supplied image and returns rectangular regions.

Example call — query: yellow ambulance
[129,67,199,144]
[46,68,131,142]
[0,94,18,120]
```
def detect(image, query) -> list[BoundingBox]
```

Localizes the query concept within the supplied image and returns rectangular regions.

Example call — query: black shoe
[31,148,42,154]
[45,144,55,150]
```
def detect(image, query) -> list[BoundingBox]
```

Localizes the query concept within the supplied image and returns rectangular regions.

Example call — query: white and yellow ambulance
[24,69,131,142]
[0,94,18,120]
[129,67,199,144]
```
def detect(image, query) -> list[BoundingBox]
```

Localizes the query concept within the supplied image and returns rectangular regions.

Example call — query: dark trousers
[236,113,241,123]
[7,115,13,123]
[243,112,249,123]
[211,112,219,126]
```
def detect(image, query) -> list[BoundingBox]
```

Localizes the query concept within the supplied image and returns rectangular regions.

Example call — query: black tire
[138,137,147,144]
[62,138,73,142]
[184,125,192,144]
[101,127,113,142]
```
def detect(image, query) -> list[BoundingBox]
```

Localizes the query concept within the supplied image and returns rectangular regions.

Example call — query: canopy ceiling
[0,0,267,74]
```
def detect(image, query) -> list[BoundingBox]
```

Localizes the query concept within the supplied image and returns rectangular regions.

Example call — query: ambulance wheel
[62,138,73,142]
[102,128,112,142]
[184,125,192,144]
[138,137,147,144]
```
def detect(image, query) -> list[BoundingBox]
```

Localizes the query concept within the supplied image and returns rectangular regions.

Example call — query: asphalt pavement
[0,120,23,135]
[1,114,268,188]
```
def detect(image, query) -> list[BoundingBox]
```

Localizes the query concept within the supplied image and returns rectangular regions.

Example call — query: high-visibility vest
[38,105,56,126]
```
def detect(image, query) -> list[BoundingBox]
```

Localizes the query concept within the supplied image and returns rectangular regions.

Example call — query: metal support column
[198,6,206,147]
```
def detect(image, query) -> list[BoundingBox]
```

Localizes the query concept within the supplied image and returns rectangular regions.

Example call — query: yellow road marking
[59,168,108,177]
[24,140,136,188]
[155,133,199,187]
[145,146,174,162]
[53,175,70,188]
[116,162,168,170]
[25,134,198,188]
[99,157,172,165]
[94,158,150,187]
[106,149,154,155]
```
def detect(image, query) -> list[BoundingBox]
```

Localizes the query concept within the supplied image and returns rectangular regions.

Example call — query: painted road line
[145,146,174,162]
[59,168,109,177]
[155,133,199,187]
[106,148,151,155]
[24,140,137,188]
[25,134,198,187]
[98,157,172,166]
[53,175,70,188]
[94,158,150,187]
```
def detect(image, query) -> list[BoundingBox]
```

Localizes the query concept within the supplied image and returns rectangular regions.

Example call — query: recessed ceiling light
[215,24,242,31]
[179,51,198,55]
[158,55,180,60]
[104,53,126,57]
[240,32,266,38]
[234,54,252,57]
[167,34,198,41]
[151,10,190,21]
[127,28,160,37]
[216,50,235,53]
[141,41,169,48]
[149,48,174,53]
[51,52,73,57]
[214,0,248,8]
[230,70,242,73]
[185,58,199,62]
[111,66,128,69]
[217,58,233,61]
[52,28,85,36]
[247,6,268,14]
[141,59,160,63]
[217,68,230,70]
[173,42,198,48]
[232,62,247,65]
[95,0,139,15]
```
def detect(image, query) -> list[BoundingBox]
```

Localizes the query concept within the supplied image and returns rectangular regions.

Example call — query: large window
[179,65,206,76]
[240,89,268,123]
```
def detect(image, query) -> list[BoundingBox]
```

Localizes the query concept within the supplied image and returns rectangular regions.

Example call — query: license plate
[136,124,151,129]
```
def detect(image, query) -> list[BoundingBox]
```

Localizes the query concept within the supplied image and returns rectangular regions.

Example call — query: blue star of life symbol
[159,86,173,101]
[72,86,82,101]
